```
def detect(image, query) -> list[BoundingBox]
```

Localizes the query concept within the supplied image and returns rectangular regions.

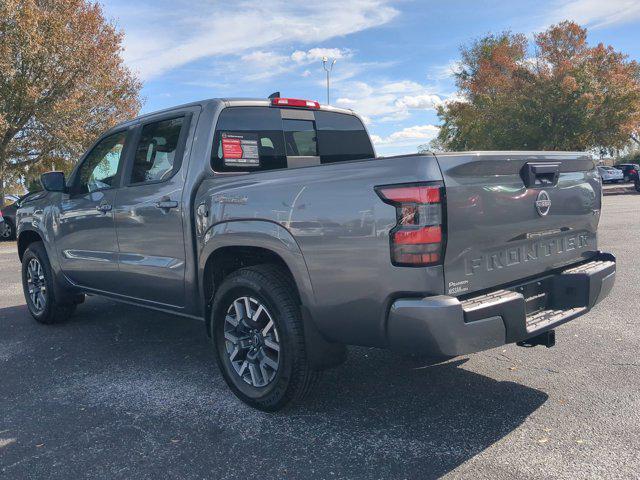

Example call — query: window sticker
[221,133,260,167]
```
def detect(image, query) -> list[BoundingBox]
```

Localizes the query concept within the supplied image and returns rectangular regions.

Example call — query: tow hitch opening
[517,329,556,348]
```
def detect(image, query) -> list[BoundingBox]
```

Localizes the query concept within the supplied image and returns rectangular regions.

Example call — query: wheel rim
[223,296,280,388]
[1,223,11,238]
[26,258,47,313]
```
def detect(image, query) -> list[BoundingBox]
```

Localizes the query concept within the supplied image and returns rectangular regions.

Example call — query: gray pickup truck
[16,96,616,410]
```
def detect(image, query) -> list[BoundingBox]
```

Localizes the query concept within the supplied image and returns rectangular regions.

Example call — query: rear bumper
[387,252,616,357]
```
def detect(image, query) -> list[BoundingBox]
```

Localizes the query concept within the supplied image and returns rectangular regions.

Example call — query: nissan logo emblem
[535,190,551,216]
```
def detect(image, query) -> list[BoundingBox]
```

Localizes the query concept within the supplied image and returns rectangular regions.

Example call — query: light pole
[322,56,336,105]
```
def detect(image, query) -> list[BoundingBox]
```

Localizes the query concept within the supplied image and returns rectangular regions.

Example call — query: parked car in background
[1,193,35,241]
[597,166,624,183]
[2,194,20,206]
[0,212,5,239]
[614,163,639,182]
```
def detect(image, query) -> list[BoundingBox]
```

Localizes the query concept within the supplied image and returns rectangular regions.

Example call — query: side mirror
[40,171,66,192]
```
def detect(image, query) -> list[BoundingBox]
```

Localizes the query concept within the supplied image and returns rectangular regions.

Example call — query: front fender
[198,220,315,308]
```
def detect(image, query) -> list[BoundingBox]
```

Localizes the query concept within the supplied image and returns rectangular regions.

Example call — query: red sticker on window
[222,138,243,159]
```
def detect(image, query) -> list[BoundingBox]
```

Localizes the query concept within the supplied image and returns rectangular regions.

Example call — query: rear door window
[129,117,185,184]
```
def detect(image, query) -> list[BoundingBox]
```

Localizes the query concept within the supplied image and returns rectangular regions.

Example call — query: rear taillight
[376,183,445,267]
[630,169,637,176]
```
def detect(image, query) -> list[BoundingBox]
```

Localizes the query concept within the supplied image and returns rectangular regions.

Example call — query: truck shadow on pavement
[0,297,548,480]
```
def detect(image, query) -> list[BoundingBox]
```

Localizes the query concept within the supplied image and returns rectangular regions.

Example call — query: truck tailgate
[435,152,600,297]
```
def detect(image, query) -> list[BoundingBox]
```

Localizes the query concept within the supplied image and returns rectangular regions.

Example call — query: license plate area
[511,277,552,316]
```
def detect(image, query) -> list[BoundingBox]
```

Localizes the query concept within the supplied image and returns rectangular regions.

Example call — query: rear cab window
[211,107,374,173]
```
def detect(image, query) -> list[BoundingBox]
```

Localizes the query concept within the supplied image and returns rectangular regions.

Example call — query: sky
[101,0,640,156]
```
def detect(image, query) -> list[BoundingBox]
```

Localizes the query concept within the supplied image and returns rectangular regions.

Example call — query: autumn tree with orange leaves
[0,0,142,203]
[433,22,640,153]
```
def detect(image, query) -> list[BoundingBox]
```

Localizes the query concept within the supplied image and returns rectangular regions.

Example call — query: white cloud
[428,60,462,81]
[546,0,640,28]
[112,0,398,80]
[372,125,440,146]
[395,94,443,110]
[221,47,352,81]
[291,48,351,64]
[336,80,445,123]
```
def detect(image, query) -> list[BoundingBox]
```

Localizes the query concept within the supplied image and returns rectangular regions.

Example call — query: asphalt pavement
[1,195,639,480]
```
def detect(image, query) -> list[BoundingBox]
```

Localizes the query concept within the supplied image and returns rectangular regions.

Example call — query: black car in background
[1,193,32,241]
[614,163,640,182]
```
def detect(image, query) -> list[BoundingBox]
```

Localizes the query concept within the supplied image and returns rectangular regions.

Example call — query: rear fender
[198,220,314,306]
[198,220,345,369]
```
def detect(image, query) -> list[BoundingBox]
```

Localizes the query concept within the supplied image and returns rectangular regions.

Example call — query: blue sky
[101,0,640,156]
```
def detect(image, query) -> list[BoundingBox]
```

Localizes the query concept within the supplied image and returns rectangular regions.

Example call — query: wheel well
[18,230,43,261]
[203,246,300,328]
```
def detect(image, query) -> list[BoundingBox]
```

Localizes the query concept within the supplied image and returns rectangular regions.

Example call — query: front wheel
[210,265,319,411]
[21,242,76,324]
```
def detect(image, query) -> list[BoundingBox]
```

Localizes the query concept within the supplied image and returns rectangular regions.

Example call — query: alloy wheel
[26,258,47,313]
[223,296,280,388]
[0,223,12,239]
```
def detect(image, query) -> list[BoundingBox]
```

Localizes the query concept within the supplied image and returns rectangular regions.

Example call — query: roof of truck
[125,97,356,125]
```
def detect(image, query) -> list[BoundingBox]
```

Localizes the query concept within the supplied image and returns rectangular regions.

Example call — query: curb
[602,185,637,196]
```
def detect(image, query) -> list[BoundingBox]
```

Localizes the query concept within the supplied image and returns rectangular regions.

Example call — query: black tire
[210,264,319,411]
[21,241,76,324]
[1,219,14,241]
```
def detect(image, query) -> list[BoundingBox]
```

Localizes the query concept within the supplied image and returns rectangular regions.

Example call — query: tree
[0,0,142,203]
[434,22,640,152]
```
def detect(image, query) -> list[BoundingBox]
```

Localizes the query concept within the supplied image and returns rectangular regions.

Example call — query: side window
[283,119,318,156]
[212,107,286,172]
[75,131,128,194]
[130,117,184,184]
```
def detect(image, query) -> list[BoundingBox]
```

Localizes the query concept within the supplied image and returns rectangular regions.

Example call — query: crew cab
[16,97,616,411]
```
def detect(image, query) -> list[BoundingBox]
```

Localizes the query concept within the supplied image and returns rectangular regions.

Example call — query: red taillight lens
[377,185,440,204]
[630,169,637,175]
[376,183,444,267]
[271,97,320,109]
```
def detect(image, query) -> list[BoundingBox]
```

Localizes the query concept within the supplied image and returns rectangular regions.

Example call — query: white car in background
[597,166,624,183]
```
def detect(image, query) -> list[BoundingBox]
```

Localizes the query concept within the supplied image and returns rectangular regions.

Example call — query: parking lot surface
[1,195,639,480]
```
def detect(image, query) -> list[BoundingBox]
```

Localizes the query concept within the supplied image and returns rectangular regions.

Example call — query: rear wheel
[211,264,319,411]
[21,242,76,324]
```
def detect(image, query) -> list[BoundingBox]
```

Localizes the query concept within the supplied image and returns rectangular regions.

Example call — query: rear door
[112,108,198,307]
[437,152,600,297]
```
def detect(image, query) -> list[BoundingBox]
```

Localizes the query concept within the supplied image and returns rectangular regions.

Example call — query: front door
[56,130,129,291]
[112,113,194,308]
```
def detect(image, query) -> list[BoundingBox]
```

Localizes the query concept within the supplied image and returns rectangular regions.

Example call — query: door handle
[155,199,178,210]
[96,203,112,213]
